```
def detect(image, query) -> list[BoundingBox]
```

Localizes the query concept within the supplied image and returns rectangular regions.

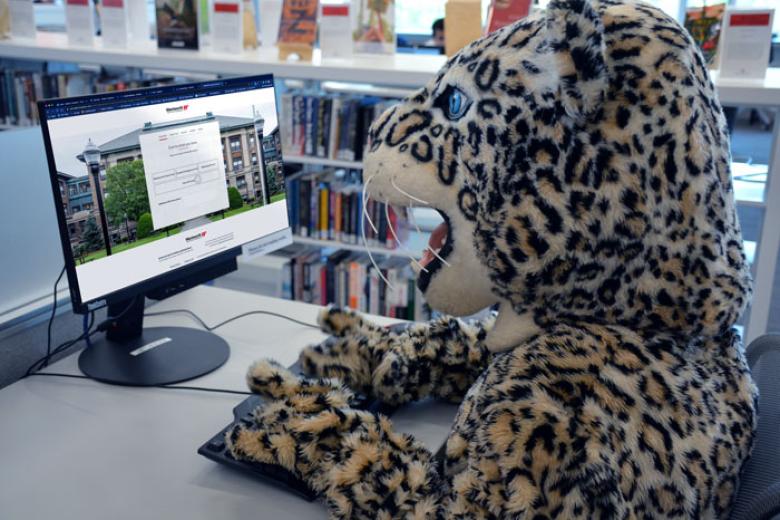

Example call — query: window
[236,175,247,189]
[117,157,134,163]
[229,136,242,152]
[251,154,257,164]
[232,158,244,171]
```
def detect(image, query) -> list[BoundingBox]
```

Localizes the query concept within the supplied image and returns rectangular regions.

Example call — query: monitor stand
[78,297,230,386]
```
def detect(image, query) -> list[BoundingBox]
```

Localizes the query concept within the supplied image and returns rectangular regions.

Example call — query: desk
[0,286,458,519]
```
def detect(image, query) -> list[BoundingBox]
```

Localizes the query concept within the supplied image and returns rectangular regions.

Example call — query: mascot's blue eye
[447,88,470,119]
[449,91,463,117]
[435,85,471,121]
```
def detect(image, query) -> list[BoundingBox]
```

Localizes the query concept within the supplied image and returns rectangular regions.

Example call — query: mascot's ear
[545,0,608,121]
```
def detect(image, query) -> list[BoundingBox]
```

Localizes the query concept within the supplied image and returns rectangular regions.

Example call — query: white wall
[0,127,68,326]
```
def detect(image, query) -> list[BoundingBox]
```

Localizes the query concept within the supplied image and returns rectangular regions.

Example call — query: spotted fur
[229,0,756,517]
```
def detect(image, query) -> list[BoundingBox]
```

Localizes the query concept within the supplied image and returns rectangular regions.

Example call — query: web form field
[139,119,229,229]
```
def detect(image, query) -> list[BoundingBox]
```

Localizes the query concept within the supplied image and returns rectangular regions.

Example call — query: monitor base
[78,326,230,386]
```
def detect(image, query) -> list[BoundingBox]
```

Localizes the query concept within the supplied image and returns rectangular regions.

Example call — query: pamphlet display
[319,3,351,58]
[444,0,480,56]
[156,0,199,50]
[684,3,726,66]
[718,9,774,80]
[101,0,129,48]
[352,0,394,54]
[65,0,96,46]
[277,0,318,60]
[485,0,530,34]
[259,0,282,46]
[9,0,35,39]
[211,0,242,53]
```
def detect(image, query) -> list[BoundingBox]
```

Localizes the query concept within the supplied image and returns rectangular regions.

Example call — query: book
[277,0,318,59]
[352,0,395,54]
[155,0,199,50]
[684,3,726,66]
[485,0,531,35]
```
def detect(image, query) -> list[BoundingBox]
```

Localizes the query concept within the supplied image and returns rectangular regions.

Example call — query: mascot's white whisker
[361,175,393,289]
[362,174,379,234]
[385,200,428,273]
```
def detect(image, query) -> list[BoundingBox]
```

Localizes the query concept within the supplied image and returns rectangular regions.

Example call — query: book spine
[281,93,294,153]
[282,260,293,300]
[320,265,328,305]
[310,177,318,237]
[348,261,360,309]
[320,98,332,158]
[328,190,336,241]
[319,185,329,240]
[334,192,342,241]
[386,205,398,249]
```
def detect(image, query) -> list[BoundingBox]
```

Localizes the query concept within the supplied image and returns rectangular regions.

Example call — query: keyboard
[197,361,396,501]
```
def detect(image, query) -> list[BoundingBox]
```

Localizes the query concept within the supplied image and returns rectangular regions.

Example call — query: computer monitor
[38,74,292,386]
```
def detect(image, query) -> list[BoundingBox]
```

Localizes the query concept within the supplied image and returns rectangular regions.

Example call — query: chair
[731,335,780,520]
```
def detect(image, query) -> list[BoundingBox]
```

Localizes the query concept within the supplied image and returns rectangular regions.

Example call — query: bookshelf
[0,34,778,100]
[0,33,779,338]
[0,33,447,87]
[292,236,411,258]
[285,155,362,169]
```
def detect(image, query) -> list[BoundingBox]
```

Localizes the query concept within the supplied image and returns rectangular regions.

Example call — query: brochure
[719,9,774,79]
[156,0,199,50]
[352,0,394,54]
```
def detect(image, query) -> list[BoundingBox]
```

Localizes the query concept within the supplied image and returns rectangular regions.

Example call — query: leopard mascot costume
[227,0,757,517]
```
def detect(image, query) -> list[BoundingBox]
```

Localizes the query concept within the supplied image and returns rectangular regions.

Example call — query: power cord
[144,308,319,331]
[26,372,253,396]
[27,271,319,396]
[26,310,97,377]
[27,296,149,376]
[44,266,67,368]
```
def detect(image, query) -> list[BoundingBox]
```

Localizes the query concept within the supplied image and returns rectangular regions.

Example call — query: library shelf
[0,33,447,88]
[292,236,415,259]
[284,155,363,169]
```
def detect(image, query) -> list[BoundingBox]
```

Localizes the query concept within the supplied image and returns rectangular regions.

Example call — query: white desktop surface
[0,286,457,519]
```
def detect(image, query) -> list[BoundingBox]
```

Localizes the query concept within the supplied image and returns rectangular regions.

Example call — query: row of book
[282,248,429,321]
[280,93,397,162]
[0,69,178,127]
[286,170,405,248]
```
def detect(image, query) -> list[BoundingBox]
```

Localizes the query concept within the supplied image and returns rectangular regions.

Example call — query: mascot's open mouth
[414,210,453,293]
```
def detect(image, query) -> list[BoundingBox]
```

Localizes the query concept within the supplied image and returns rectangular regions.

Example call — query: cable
[144,308,319,331]
[44,266,67,368]
[26,310,97,377]
[27,373,253,396]
[83,312,93,349]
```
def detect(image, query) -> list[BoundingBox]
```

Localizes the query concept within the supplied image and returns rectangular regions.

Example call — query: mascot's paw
[299,308,400,395]
[317,306,385,337]
[226,395,440,510]
[246,359,354,406]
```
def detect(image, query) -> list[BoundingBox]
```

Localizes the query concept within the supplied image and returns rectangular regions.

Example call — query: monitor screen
[39,75,290,309]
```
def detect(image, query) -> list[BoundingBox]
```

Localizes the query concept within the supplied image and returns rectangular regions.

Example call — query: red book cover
[486,0,532,34]
[320,265,328,305]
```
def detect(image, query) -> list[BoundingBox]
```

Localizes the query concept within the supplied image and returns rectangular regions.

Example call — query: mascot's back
[227,0,758,518]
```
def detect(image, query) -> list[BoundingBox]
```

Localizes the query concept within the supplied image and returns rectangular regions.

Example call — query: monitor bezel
[38,74,281,314]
